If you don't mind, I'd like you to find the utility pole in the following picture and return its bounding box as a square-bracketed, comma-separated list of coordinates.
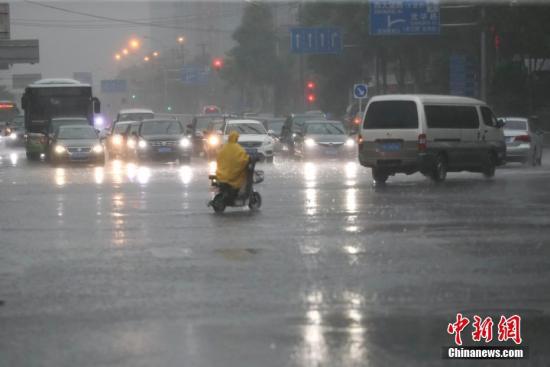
[480, 6, 487, 101]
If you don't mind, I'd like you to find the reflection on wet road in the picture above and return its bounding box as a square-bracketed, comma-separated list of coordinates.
[1, 145, 550, 366]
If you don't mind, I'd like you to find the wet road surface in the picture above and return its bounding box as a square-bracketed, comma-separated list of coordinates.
[1, 144, 549, 366]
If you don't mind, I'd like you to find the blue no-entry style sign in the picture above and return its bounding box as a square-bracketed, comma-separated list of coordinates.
[370, 0, 440, 36]
[353, 84, 368, 99]
[290, 27, 342, 54]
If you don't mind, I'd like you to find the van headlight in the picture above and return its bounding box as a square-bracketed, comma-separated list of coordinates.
[138, 140, 147, 149]
[92, 144, 103, 154]
[305, 138, 316, 147]
[345, 138, 355, 147]
[54, 145, 66, 154]
[180, 137, 191, 148]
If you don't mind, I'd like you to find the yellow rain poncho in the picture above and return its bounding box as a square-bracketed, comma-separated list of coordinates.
[216, 131, 250, 189]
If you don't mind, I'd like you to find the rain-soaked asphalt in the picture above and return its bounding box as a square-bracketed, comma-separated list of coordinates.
[1, 143, 550, 367]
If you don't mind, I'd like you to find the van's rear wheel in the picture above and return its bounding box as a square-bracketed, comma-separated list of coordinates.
[482, 151, 496, 178]
[372, 168, 388, 184]
[431, 154, 447, 182]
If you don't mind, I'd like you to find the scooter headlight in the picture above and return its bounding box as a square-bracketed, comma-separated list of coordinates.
[305, 138, 316, 147]
[180, 137, 191, 148]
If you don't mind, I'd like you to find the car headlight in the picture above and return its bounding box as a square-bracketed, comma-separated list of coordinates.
[9, 132, 17, 140]
[305, 138, 316, 147]
[54, 145, 66, 154]
[180, 137, 191, 148]
[207, 135, 220, 147]
[345, 138, 355, 147]
[112, 134, 123, 145]
[127, 138, 136, 149]
[138, 139, 147, 149]
[92, 144, 103, 154]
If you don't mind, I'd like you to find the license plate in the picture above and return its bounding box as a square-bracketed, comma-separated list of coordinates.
[381, 142, 401, 152]
[158, 147, 172, 153]
[324, 148, 338, 155]
[71, 152, 88, 159]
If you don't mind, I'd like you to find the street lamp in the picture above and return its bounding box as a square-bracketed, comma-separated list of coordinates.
[122, 48, 129, 56]
[144, 56, 150, 62]
[152, 51, 159, 57]
[114, 53, 121, 61]
[177, 36, 185, 44]
[129, 38, 140, 50]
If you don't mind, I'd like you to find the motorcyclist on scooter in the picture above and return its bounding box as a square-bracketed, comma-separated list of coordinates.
[215, 130, 250, 203]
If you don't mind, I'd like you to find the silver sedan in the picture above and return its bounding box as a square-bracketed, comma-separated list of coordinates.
[502, 117, 544, 166]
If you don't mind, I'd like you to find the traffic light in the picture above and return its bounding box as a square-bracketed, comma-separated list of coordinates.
[305, 80, 316, 105]
[212, 58, 223, 71]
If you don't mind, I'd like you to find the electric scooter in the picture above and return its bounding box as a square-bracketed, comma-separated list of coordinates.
[208, 156, 264, 213]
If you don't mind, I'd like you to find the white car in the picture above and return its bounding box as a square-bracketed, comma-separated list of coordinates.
[115, 108, 154, 123]
[223, 119, 275, 163]
[502, 117, 544, 166]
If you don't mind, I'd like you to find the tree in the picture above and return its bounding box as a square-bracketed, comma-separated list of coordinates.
[221, 2, 282, 112]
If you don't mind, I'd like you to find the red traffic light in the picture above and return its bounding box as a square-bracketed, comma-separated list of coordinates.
[307, 93, 316, 103]
[306, 81, 316, 89]
[212, 58, 223, 70]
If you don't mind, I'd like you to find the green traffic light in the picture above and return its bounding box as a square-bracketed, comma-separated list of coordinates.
[131, 94, 136, 99]
[167, 106, 172, 111]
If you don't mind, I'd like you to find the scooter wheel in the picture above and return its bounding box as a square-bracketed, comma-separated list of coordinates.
[248, 192, 262, 210]
[212, 193, 226, 213]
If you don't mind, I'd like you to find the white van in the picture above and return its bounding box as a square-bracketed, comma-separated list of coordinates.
[358, 94, 506, 183]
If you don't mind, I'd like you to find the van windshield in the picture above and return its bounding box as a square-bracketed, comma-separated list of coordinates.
[364, 101, 418, 129]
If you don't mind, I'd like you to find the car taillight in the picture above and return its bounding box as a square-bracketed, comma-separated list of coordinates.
[418, 134, 427, 152]
[514, 135, 530, 143]
[357, 134, 363, 144]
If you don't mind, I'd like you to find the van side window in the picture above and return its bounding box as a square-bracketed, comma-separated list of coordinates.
[481, 107, 497, 127]
[424, 105, 478, 129]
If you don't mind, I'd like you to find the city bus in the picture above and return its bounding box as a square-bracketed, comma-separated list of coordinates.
[21, 78, 100, 160]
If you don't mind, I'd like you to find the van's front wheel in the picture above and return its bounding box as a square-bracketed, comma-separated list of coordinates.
[431, 154, 447, 182]
[372, 168, 388, 184]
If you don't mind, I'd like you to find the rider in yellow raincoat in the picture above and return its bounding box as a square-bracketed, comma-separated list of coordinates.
[216, 130, 250, 190]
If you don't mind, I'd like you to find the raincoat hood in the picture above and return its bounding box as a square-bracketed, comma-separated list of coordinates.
[228, 131, 239, 143]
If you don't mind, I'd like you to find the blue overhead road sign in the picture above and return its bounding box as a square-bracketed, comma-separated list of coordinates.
[290, 27, 342, 54]
[100, 79, 127, 93]
[180, 65, 209, 85]
[370, 0, 440, 36]
[353, 84, 368, 99]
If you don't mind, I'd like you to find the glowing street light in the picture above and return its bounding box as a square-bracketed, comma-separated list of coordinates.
[129, 38, 140, 50]
[152, 51, 159, 57]
[122, 48, 129, 55]
[114, 53, 121, 61]
[144, 56, 150, 62]
[177, 36, 185, 44]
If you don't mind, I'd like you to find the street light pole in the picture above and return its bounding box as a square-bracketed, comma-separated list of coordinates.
[480, 6, 487, 101]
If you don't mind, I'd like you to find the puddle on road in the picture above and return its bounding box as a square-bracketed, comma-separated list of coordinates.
[214, 248, 262, 261]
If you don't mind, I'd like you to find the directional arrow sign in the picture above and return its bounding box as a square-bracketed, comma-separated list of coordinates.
[353, 84, 368, 99]
[290, 27, 342, 54]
